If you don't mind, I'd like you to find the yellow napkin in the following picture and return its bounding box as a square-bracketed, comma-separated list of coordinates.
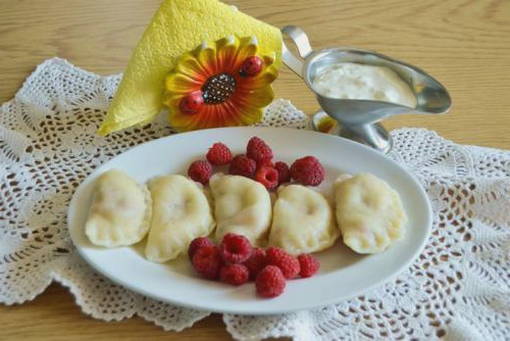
[98, 0, 282, 136]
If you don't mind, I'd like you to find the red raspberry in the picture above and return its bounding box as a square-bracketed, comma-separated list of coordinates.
[188, 237, 214, 260]
[220, 263, 250, 286]
[256, 158, 274, 168]
[246, 136, 273, 162]
[206, 142, 232, 165]
[220, 233, 253, 264]
[255, 265, 286, 298]
[229, 155, 256, 178]
[192, 245, 222, 280]
[290, 156, 325, 186]
[254, 166, 279, 190]
[274, 161, 290, 184]
[266, 247, 300, 279]
[297, 254, 320, 278]
[188, 160, 212, 185]
[243, 248, 267, 280]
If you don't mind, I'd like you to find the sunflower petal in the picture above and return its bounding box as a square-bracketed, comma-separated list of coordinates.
[173, 52, 209, 81]
[239, 106, 264, 125]
[165, 73, 202, 94]
[162, 92, 184, 108]
[236, 85, 274, 108]
[231, 36, 259, 71]
[227, 98, 264, 125]
[238, 65, 278, 90]
[196, 42, 217, 76]
[168, 110, 198, 132]
[215, 36, 240, 73]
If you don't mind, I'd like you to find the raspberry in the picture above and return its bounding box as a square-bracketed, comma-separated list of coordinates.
[290, 156, 325, 186]
[206, 142, 232, 165]
[229, 155, 256, 178]
[297, 254, 320, 278]
[243, 248, 267, 280]
[256, 157, 274, 168]
[188, 237, 214, 260]
[254, 166, 279, 190]
[192, 245, 222, 280]
[255, 265, 286, 298]
[246, 136, 273, 162]
[220, 233, 253, 264]
[266, 247, 300, 279]
[274, 161, 290, 184]
[188, 160, 212, 185]
[220, 263, 250, 285]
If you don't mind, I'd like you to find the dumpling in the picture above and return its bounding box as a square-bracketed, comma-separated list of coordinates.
[145, 175, 215, 262]
[269, 184, 339, 255]
[334, 173, 407, 254]
[209, 174, 271, 246]
[85, 169, 152, 247]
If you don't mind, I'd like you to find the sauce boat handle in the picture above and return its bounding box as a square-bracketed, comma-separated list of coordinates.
[281, 26, 313, 78]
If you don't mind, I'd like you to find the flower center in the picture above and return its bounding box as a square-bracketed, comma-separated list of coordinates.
[202, 73, 236, 104]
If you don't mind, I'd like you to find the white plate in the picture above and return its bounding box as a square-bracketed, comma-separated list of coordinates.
[68, 127, 431, 315]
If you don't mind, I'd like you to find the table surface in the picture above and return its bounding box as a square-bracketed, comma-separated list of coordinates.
[1, 0, 509, 339]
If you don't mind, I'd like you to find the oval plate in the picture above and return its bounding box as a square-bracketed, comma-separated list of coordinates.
[68, 127, 431, 315]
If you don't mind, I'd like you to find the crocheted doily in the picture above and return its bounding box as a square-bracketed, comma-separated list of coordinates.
[1, 58, 509, 340]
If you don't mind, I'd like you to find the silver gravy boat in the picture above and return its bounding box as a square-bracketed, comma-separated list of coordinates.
[281, 26, 452, 153]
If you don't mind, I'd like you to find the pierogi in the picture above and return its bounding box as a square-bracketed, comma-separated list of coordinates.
[85, 169, 152, 247]
[209, 174, 272, 246]
[269, 184, 339, 255]
[334, 173, 407, 254]
[145, 175, 215, 262]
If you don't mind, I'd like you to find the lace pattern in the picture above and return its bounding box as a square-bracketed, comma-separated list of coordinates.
[1, 58, 509, 340]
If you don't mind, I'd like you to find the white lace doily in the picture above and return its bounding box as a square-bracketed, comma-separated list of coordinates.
[1, 58, 509, 340]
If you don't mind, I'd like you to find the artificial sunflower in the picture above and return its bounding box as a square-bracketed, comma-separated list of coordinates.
[163, 36, 278, 131]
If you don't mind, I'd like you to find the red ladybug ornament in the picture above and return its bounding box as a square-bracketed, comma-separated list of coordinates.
[240, 56, 264, 77]
[180, 91, 204, 114]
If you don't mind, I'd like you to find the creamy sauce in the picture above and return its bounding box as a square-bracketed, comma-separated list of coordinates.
[312, 62, 417, 107]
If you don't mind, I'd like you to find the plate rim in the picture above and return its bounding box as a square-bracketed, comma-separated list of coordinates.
[68, 126, 432, 315]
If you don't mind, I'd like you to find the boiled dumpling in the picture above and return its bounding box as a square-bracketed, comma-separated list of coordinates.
[209, 174, 271, 246]
[85, 169, 152, 247]
[334, 173, 407, 254]
[145, 175, 215, 262]
[269, 185, 339, 255]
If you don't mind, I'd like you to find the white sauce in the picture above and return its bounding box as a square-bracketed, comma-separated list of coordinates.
[312, 62, 417, 108]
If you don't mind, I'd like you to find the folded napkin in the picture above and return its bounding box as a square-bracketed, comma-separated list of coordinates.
[98, 0, 282, 136]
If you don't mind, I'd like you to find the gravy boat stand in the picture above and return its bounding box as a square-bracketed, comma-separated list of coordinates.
[281, 26, 452, 153]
